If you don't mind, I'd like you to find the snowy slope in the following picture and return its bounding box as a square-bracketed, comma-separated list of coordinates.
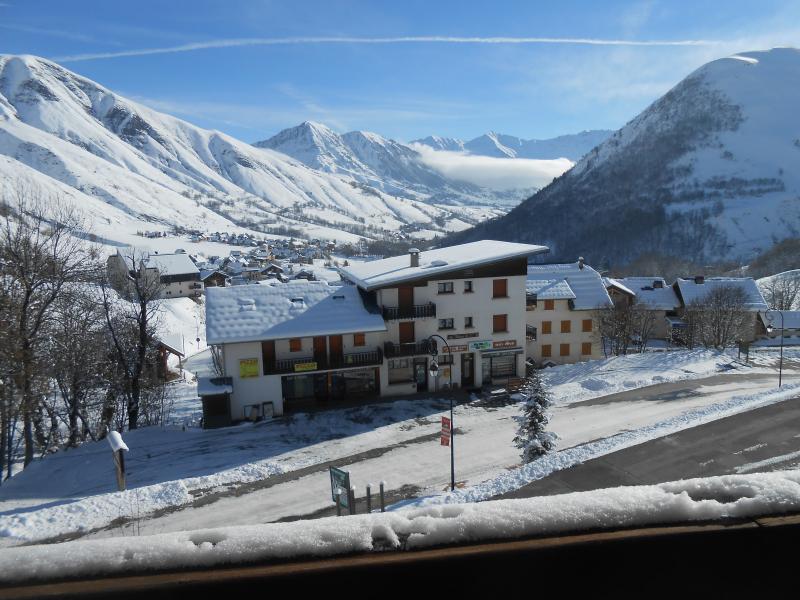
[0, 55, 495, 245]
[255, 121, 521, 206]
[451, 48, 800, 265]
[412, 130, 613, 161]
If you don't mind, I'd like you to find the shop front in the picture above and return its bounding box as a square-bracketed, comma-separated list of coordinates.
[480, 348, 523, 385]
[281, 366, 380, 409]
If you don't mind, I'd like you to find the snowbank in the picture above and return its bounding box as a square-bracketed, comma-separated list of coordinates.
[2, 470, 800, 584]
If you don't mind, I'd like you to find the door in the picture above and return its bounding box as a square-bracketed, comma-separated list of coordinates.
[313, 336, 327, 368]
[399, 321, 415, 345]
[461, 352, 474, 387]
[413, 357, 428, 392]
[261, 340, 275, 374]
[329, 335, 343, 367]
[398, 285, 414, 318]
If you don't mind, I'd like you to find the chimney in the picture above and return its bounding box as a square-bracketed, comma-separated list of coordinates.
[694, 275, 705, 284]
[409, 248, 420, 268]
[578, 257, 585, 270]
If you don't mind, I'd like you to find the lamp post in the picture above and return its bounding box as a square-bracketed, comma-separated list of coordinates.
[427, 334, 455, 491]
[765, 309, 785, 388]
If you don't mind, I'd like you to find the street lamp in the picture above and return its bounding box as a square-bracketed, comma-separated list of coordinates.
[427, 334, 455, 491]
[765, 309, 785, 388]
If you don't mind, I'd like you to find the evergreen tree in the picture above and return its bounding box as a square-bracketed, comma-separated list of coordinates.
[513, 369, 556, 463]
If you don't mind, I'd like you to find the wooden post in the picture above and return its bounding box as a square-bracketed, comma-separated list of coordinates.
[366, 483, 373, 514]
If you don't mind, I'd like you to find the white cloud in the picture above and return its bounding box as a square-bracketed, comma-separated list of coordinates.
[411, 144, 572, 191]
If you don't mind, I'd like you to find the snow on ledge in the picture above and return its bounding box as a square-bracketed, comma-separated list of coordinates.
[2, 470, 800, 584]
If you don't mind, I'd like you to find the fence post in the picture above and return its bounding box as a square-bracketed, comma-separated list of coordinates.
[348, 486, 356, 515]
[366, 483, 373, 514]
[379, 480, 386, 512]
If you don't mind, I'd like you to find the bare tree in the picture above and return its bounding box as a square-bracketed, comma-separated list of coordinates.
[761, 273, 800, 311]
[679, 285, 751, 350]
[0, 185, 97, 467]
[100, 249, 164, 430]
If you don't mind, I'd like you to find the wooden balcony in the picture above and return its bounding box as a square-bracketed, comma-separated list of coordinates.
[381, 303, 436, 321]
[266, 347, 383, 375]
[383, 340, 432, 358]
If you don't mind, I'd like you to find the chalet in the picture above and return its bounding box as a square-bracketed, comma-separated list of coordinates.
[525, 259, 612, 365]
[107, 250, 203, 299]
[201, 270, 229, 288]
[615, 277, 682, 340]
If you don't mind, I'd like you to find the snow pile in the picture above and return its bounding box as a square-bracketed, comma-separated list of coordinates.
[1, 470, 799, 583]
[545, 348, 744, 404]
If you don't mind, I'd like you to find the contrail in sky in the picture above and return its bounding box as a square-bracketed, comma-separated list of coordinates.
[54, 36, 722, 62]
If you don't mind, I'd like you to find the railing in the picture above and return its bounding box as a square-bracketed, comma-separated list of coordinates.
[267, 348, 383, 375]
[382, 303, 436, 321]
[383, 340, 432, 358]
[526, 325, 537, 341]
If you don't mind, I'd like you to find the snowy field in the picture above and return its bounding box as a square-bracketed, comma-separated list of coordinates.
[0, 348, 796, 546]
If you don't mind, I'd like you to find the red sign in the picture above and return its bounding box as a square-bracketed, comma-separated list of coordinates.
[441, 416, 451, 446]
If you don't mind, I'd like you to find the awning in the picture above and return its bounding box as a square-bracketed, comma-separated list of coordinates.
[198, 377, 233, 396]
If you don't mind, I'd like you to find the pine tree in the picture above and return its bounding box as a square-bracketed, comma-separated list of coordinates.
[513, 369, 556, 463]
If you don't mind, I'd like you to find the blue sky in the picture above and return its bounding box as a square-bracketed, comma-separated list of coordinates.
[2, 0, 799, 142]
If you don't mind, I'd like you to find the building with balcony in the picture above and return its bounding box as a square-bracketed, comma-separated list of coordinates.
[339, 240, 548, 395]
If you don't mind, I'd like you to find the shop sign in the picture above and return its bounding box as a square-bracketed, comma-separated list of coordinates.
[469, 340, 492, 351]
[294, 361, 318, 372]
[447, 332, 479, 340]
[442, 344, 468, 353]
[493, 340, 517, 349]
[441, 416, 451, 446]
[239, 358, 259, 378]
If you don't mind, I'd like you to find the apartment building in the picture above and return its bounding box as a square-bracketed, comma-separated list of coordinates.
[525, 260, 612, 365]
[107, 250, 202, 299]
[200, 240, 548, 426]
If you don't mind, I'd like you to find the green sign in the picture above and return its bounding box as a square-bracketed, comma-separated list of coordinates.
[329, 466, 351, 507]
[469, 340, 492, 351]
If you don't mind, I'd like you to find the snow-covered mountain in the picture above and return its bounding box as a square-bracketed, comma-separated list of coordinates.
[412, 130, 613, 161]
[449, 48, 800, 266]
[0, 55, 504, 248]
[255, 121, 526, 206]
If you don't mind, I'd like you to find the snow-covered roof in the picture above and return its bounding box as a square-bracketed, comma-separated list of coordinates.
[618, 277, 681, 310]
[338, 240, 548, 290]
[205, 280, 386, 345]
[526, 262, 613, 310]
[525, 278, 576, 300]
[603, 277, 636, 297]
[197, 377, 233, 396]
[675, 278, 768, 311]
[144, 253, 199, 277]
[760, 311, 800, 330]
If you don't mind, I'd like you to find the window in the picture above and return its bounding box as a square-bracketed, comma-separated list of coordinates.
[289, 338, 302, 352]
[437, 282, 454, 294]
[493, 279, 508, 298]
[388, 358, 413, 384]
[582, 319, 593, 333]
[560, 343, 570, 357]
[542, 344, 552, 357]
[464, 316, 473, 328]
[493, 314, 507, 333]
[353, 333, 366, 347]
[561, 320, 571, 333]
[438, 318, 454, 330]
[464, 280, 473, 293]
[544, 299, 555, 310]
[582, 342, 592, 355]
[542, 321, 552, 334]
[438, 354, 454, 365]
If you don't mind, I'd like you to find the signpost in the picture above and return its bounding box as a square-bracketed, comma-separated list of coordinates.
[330, 466, 351, 509]
[441, 416, 451, 446]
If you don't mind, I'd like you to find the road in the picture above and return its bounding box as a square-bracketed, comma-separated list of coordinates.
[498, 390, 800, 500]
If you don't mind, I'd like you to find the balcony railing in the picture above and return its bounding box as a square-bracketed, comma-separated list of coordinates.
[383, 340, 432, 358]
[526, 325, 537, 341]
[267, 347, 383, 375]
[382, 303, 436, 321]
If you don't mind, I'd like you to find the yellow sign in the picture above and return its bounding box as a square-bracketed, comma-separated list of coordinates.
[239, 358, 259, 378]
[294, 362, 318, 372]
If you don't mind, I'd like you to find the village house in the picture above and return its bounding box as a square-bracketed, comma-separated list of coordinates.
[673, 276, 768, 342]
[525, 259, 612, 365]
[615, 277, 682, 340]
[200, 240, 547, 426]
[107, 250, 203, 299]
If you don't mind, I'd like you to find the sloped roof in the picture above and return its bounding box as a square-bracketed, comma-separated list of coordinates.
[618, 277, 681, 310]
[338, 240, 548, 290]
[675, 278, 768, 311]
[205, 280, 386, 345]
[525, 278, 576, 300]
[760, 311, 800, 330]
[603, 277, 636, 297]
[526, 262, 613, 310]
[144, 253, 199, 277]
